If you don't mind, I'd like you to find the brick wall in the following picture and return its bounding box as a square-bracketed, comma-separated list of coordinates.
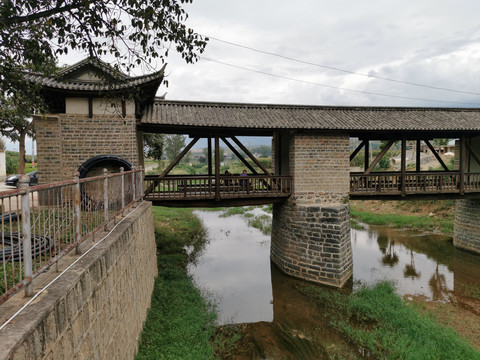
[271, 133, 353, 287]
[454, 199, 480, 255]
[0, 202, 157, 360]
[289, 133, 350, 205]
[35, 113, 140, 183]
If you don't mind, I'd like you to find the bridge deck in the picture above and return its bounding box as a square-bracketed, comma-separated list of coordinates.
[350, 171, 480, 199]
[144, 174, 292, 207]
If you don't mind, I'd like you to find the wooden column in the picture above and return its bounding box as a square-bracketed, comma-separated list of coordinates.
[460, 136, 466, 195]
[401, 138, 407, 197]
[416, 140, 421, 172]
[214, 136, 220, 201]
[207, 137, 213, 177]
[364, 140, 369, 172]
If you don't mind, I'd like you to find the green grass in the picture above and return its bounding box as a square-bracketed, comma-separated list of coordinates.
[302, 282, 480, 360]
[136, 207, 218, 360]
[350, 208, 453, 234]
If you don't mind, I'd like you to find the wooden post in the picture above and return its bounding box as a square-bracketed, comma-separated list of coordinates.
[208, 137, 212, 177]
[364, 140, 369, 172]
[215, 136, 220, 201]
[401, 138, 406, 197]
[460, 136, 466, 195]
[416, 140, 421, 172]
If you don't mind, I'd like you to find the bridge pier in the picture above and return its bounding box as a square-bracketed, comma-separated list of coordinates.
[454, 200, 480, 254]
[453, 137, 480, 255]
[271, 133, 353, 287]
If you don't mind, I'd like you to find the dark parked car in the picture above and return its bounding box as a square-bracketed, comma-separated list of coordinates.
[5, 171, 38, 187]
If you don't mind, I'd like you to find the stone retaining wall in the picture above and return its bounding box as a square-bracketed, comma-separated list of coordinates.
[0, 201, 157, 360]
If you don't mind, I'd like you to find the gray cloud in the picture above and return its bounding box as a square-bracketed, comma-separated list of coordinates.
[161, 0, 480, 107]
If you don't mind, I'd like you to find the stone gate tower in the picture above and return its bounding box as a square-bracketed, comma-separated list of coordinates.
[26, 58, 165, 182]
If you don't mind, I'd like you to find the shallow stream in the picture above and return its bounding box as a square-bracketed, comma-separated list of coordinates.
[188, 207, 480, 359]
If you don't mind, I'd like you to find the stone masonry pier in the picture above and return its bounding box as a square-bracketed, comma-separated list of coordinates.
[0, 202, 157, 360]
[271, 133, 353, 287]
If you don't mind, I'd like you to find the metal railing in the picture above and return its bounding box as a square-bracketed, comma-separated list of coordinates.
[0, 168, 144, 304]
[144, 174, 293, 201]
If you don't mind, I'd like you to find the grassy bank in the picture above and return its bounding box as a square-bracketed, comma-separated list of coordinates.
[350, 200, 454, 235]
[302, 282, 480, 359]
[136, 207, 217, 360]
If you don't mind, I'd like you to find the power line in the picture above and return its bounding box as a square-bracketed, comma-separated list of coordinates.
[200, 56, 480, 106]
[205, 35, 480, 97]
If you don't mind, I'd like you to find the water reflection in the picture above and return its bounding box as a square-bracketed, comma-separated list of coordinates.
[189, 210, 273, 324]
[352, 226, 455, 301]
[190, 208, 480, 358]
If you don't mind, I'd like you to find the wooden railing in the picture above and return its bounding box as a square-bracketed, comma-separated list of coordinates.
[144, 174, 292, 201]
[350, 171, 480, 197]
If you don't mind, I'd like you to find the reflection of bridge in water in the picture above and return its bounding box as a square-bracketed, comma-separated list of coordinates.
[141, 100, 480, 287]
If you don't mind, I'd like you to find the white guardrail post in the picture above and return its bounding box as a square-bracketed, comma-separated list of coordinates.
[131, 167, 136, 208]
[120, 167, 125, 216]
[19, 175, 33, 297]
[103, 168, 109, 230]
[74, 171, 82, 255]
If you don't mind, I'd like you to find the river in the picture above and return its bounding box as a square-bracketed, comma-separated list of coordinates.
[188, 207, 480, 359]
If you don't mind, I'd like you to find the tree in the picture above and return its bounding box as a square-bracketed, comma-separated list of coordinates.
[432, 139, 449, 148]
[0, 0, 207, 173]
[203, 147, 224, 162]
[251, 145, 271, 157]
[143, 133, 164, 162]
[164, 134, 187, 162]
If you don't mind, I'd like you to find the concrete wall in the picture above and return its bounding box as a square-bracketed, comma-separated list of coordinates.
[35, 112, 140, 183]
[271, 133, 353, 287]
[0, 202, 157, 360]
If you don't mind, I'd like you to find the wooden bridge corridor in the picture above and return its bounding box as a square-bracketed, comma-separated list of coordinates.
[140, 100, 480, 206]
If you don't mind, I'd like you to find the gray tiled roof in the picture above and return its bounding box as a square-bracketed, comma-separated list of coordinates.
[56, 57, 130, 80]
[25, 65, 166, 92]
[142, 100, 480, 132]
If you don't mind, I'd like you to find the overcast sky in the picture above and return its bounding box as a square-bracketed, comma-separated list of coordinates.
[9, 0, 480, 152]
[158, 0, 480, 107]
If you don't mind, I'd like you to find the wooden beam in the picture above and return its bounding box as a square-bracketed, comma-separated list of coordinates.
[215, 137, 220, 201]
[365, 140, 395, 175]
[350, 140, 366, 162]
[416, 140, 421, 172]
[424, 140, 449, 171]
[401, 138, 407, 197]
[160, 137, 199, 177]
[222, 137, 258, 174]
[231, 136, 272, 176]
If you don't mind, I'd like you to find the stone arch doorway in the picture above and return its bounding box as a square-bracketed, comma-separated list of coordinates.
[78, 155, 132, 178]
